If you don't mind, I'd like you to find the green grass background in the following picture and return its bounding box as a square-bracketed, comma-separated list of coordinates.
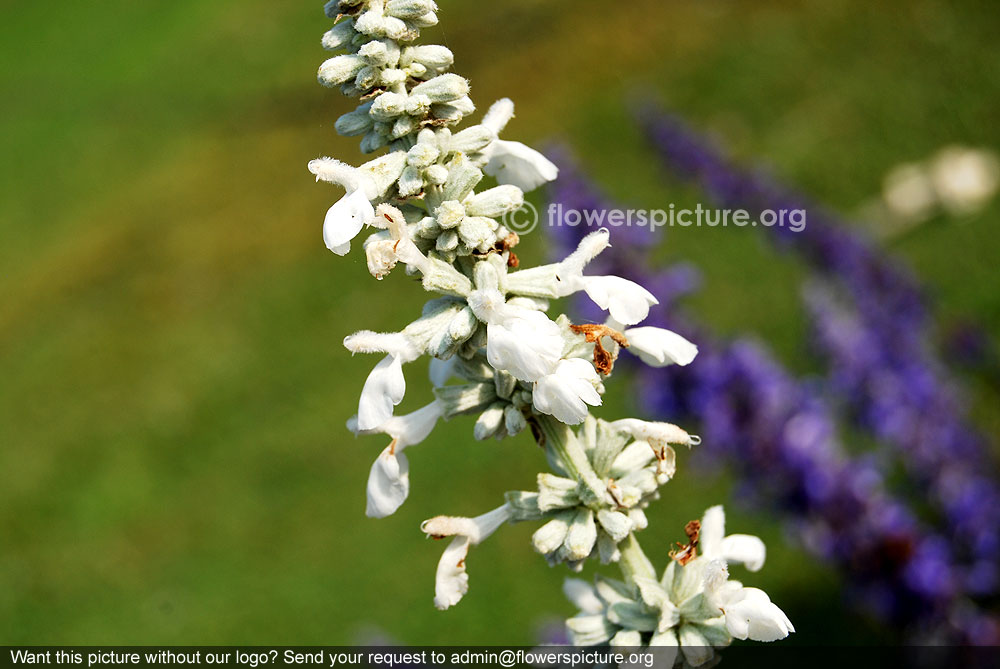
[1, 0, 998, 645]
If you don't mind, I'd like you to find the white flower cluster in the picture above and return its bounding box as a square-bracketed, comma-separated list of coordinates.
[309, 1, 793, 659]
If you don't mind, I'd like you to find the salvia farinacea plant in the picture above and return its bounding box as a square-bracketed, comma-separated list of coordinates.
[308, 1, 793, 661]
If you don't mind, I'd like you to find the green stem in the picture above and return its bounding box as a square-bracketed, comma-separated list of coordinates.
[536, 415, 605, 505]
[618, 533, 657, 584]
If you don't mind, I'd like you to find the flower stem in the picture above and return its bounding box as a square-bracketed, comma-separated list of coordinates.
[535, 415, 606, 505]
[618, 532, 657, 584]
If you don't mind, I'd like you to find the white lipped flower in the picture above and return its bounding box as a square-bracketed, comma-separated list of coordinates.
[623, 326, 698, 367]
[698, 505, 766, 572]
[467, 288, 564, 382]
[608, 418, 700, 483]
[702, 561, 795, 642]
[478, 98, 559, 192]
[308, 157, 379, 255]
[344, 331, 422, 430]
[364, 203, 432, 279]
[556, 229, 659, 326]
[348, 401, 444, 518]
[608, 418, 700, 448]
[421, 504, 512, 610]
[532, 358, 602, 425]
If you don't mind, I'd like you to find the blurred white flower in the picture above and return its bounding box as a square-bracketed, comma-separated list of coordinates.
[929, 146, 1000, 216]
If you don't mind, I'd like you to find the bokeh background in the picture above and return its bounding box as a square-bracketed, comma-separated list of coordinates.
[2, 0, 998, 646]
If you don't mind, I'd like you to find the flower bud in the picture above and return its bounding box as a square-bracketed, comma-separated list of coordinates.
[335, 102, 374, 136]
[411, 73, 469, 103]
[465, 185, 523, 218]
[386, 0, 438, 19]
[458, 216, 496, 252]
[474, 402, 506, 440]
[565, 509, 597, 561]
[435, 200, 465, 229]
[318, 54, 365, 86]
[424, 164, 448, 185]
[449, 125, 495, 154]
[532, 514, 571, 555]
[321, 20, 356, 51]
[436, 229, 459, 252]
[504, 405, 526, 435]
[442, 154, 483, 201]
[370, 92, 408, 121]
[360, 130, 389, 154]
[403, 45, 454, 71]
[398, 166, 423, 197]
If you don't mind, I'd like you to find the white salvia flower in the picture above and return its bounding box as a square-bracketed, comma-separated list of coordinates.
[532, 358, 602, 425]
[348, 401, 443, 518]
[476, 98, 558, 192]
[421, 505, 511, 610]
[364, 203, 432, 279]
[554, 229, 659, 326]
[702, 561, 793, 642]
[574, 276, 658, 326]
[482, 139, 559, 192]
[698, 505, 766, 572]
[308, 157, 378, 255]
[344, 331, 422, 430]
[467, 288, 563, 382]
[623, 326, 698, 367]
[608, 418, 700, 448]
[717, 587, 795, 642]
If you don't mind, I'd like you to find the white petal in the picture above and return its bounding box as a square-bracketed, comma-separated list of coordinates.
[608, 418, 697, 447]
[481, 98, 514, 134]
[357, 354, 406, 431]
[721, 534, 767, 572]
[483, 139, 558, 192]
[724, 588, 794, 642]
[562, 578, 604, 615]
[624, 327, 698, 367]
[532, 358, 602, 425]
[485, 313, 562, 382]
[365, 446, 409, 518]
[699, 505, 726, 559]
[433, 536, 470, 610]
[581, 276, 658, 326]
[323, 189, 374, 254]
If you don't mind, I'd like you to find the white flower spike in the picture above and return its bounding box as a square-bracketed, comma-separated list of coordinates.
[311, 2, 789, 654]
